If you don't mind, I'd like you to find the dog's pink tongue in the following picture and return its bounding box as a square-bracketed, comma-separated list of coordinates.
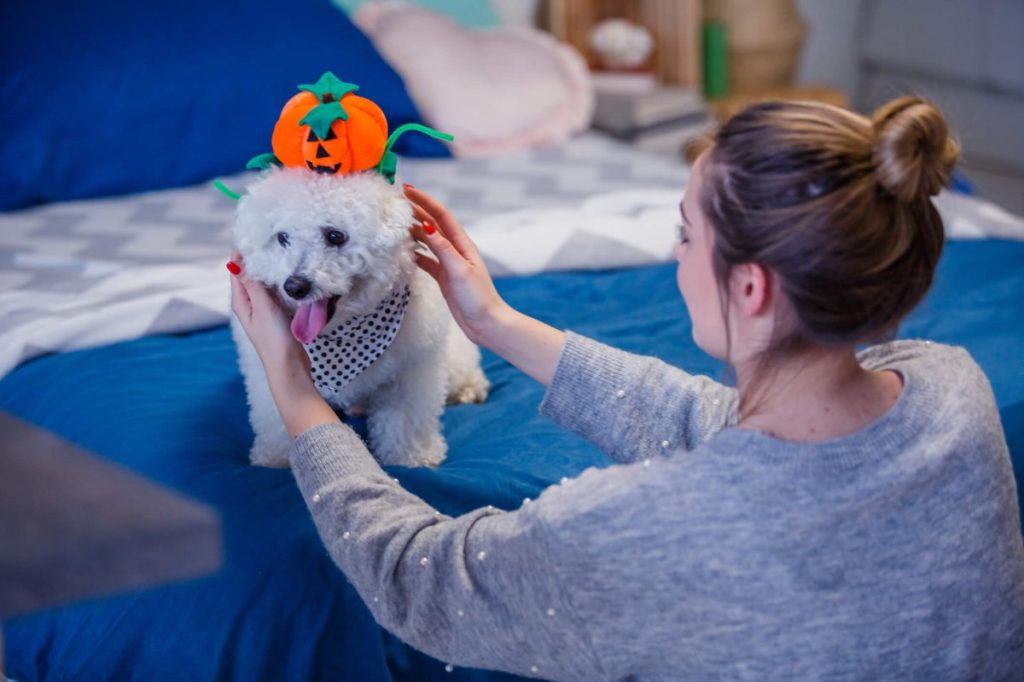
[290, 300, 329, 344]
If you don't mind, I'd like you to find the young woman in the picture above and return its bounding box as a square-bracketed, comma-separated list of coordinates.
[228, 96, 1024, 680]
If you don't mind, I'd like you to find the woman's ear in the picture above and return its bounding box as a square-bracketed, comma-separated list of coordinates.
[730, 262, 774, 318]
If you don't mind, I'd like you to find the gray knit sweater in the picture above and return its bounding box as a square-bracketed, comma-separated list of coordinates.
[290, 333, 1024, 681]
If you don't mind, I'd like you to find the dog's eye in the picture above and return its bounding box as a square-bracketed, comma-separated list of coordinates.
[276, 232, 290, 248]
[323, 227, 348, 247]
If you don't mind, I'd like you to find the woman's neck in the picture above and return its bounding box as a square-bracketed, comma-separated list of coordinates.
[734, 347, 903, 443]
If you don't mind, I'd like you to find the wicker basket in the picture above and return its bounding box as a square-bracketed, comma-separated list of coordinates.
[704, 0, 807, 92]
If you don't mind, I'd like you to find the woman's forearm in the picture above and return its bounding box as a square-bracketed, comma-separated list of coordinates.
[477, 307, 566, 387]
[266, 362, 340, 439]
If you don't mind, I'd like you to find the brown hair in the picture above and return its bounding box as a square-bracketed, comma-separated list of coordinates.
[702, 96, 959, 347]
[698, 96, 960, 413]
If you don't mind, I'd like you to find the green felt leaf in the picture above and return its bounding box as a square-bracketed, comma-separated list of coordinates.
[299, 102, 349, 141]
[245, 152, 282, 170]
[378, 151, 398, 184]
[297, 72, 359, 103]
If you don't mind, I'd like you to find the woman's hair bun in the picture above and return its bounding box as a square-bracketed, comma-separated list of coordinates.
[871, 96, 960, 203]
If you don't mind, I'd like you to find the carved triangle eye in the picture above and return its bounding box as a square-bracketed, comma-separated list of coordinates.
[307, 128, 318, 142]
[323, 127, 337, 141]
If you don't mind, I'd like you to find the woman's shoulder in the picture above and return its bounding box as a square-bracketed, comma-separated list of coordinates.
[698, 339, 1004, 475]
[857, 338, 967, 363]
[857, 339, 1004, 445]
[858, 339, 990, 392]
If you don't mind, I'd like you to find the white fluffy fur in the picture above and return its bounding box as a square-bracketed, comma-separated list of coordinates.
[231, 167, 489, 468]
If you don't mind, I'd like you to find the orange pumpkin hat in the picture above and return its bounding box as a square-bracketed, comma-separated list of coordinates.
[243, 71, 452, 185]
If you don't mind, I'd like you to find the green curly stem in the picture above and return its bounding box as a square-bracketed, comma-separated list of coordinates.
[376, 124, 455, 184]
[213, 179, 241, 201]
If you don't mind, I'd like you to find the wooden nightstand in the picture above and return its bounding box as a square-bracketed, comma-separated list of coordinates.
[544, 0, 702, 89]
[708, 85, 849, 121]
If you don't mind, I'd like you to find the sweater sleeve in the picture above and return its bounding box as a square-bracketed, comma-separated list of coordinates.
[289, 421, 606, 681]
[539, 331, 738, 464]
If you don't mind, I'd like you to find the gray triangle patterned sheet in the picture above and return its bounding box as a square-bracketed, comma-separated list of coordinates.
[1, 131, 1022, 379]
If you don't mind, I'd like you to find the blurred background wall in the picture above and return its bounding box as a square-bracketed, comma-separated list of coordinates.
[795, 0, 1023, 214]
[794, 0, 862, 101]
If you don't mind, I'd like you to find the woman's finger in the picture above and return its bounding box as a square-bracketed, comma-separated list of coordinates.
[237, 272, 273, 307]
[404, 186, 451, 229]
[414, 251, 441, 281]
[404, 186, 477, 259]
[418, 221, 467, 274]
[404, 193, 440, 234]
[233, 271, 282, 327]
[409, 221, 430, 243]
[229, 271, 252, 322]
[410, 221, 443, 244]
[407, 200, 436, 229]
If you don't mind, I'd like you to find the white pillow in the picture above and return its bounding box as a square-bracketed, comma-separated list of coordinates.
[353, 3, 594, 156]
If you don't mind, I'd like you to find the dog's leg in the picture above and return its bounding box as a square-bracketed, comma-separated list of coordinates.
[444, 326, 490, 405]
[231, 318, 294, 468]
[366, 360, 448, 468]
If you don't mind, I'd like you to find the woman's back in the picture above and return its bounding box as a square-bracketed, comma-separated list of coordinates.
[535, 336, 1024, 680]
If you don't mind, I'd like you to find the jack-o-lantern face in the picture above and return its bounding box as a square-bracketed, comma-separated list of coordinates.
[304, 125, 343, 174]
[270, 72, 388, 176]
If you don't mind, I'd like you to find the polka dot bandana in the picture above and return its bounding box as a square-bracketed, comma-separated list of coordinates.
[304, 284, 411, 394]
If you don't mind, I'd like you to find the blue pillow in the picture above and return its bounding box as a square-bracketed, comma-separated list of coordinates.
[0, 0, 449, 211]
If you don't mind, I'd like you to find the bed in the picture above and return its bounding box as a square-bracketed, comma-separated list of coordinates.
[4, 3, 1024, 681]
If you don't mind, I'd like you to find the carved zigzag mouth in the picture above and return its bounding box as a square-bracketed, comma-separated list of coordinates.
[306, 160, 341, 175]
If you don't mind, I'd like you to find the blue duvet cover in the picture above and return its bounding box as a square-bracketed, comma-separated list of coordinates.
[3, 240, 1023, 681]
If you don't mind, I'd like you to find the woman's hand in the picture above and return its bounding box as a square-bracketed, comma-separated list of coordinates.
[403, 186, 566, 386]
[404, 185, 511, 347]
[228, 253, 338, 438]
[228, 252, 310, 378]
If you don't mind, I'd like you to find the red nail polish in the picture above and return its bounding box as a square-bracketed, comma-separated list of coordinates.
[422, 221, 436, 235]
[226, 261, 241, 275]
[403, 183, 415, 190]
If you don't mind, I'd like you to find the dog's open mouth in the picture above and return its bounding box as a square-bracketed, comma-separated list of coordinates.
[290, 295, 340, 344]
[306, 160, 341, 175]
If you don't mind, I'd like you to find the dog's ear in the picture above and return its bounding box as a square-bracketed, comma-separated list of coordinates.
[232, 192, 260, 255]
[232, 168, 291, 254]
[375, 181, 415, 239]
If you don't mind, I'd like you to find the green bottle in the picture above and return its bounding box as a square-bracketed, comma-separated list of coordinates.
[702, 21, 729, 99]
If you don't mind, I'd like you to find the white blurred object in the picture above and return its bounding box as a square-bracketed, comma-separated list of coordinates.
[590, 70, 659, 95]
[353, 3, 593, 156]
[589, 18, 654, 69]
[491, 0, 540, 27]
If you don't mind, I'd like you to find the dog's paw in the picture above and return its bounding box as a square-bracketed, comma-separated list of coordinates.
[374, 431, 448, 468]
[414, 433, 448, 469]
[249, 438, 292, 469]
[447, 374, 490, 406]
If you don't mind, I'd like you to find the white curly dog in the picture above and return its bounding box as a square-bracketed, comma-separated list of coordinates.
[231, 167, 489, 468]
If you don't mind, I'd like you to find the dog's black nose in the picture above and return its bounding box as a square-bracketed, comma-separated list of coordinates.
[283, 276, 312, 300]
